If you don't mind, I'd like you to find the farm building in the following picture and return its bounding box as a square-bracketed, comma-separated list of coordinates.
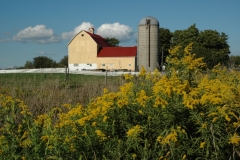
[68, 16, 160, 72]
[68, 28, 137, 71]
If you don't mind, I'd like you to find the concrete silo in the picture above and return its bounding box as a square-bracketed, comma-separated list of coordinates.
[137, 16, 159, 72]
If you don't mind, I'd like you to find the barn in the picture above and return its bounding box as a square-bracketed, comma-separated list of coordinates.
[68, 28, 137, 71]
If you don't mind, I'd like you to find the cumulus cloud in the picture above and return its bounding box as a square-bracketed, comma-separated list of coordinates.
[13, 25, 61, 44]
[96, 22, 134, 42]
[62, 22, 94, 40]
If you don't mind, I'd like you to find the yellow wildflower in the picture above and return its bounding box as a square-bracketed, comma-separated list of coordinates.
[117, 97, 128, 108]
[21, 157, 26, 160]
[126, 125, 142, 137]
[212, 117, 218, 123]
[154, 96, 168, 108]
[92, 122, 97, 126]
[41, 136, 49, 142]
[132, 154, 137, 158]
[225, 115, 231, 122]
[21, 131, 28, 140]
[138, 66, 146, 77]
[70, 144, 76, 152]
[182, 154, 186, 160]
[103, 116, 108, 122]
[202, 123, 207, 129]
[124, 73, 134, 80]
[138, 110, 143, 115]
[158, 130, 178, 144]
[136, 90, 149, 107]
[199, 141, 205, 148]
[229, 133, 240, 145]
[95, 130, 107, 140]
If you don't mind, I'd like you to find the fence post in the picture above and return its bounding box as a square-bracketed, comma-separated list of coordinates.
[105, 67, 108, 86]
[65, 66, 67, 81]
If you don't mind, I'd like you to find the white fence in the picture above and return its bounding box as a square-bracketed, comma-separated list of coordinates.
[0, 68, 139, 76]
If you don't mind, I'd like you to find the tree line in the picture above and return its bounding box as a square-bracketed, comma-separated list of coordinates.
[21, 56, 68, 69]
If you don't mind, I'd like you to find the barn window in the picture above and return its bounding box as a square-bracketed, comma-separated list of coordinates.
[129, 64, 131, 66]
[81, 34, 84, 36]
[102, 64, 105, 66]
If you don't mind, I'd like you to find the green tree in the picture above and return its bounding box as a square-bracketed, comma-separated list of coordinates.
[58, 55, 68, 67]
[24, 60, 34, 69]
[105, 37, 119, 46]
[33, 56, 56, 68]
[159, 28, 173, 66]
[172, 24, 230, 69]
[228, 55, 240, 69]
[172, 24, 199, 48]
[194, 30, 230, 68]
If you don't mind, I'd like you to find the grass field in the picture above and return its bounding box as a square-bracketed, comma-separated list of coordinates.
[0, 73, 125, 117]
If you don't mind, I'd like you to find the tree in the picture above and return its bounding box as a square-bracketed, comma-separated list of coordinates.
[105, 37, 119, 46]
[172, 24, 230, 69]
[33, 56, 56, 68]
[228, 55, 240, 69]
[159, 28, 173, 66]
[58, 55, 68, 67]
[172, 24, 199, 48]
[194, 30, 230, 68]
[24, 60, 34, 69]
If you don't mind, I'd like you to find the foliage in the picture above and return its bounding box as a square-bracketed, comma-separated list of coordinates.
[172, 24, 230, 69]
[1, 44, 240, 159]
[23, 55, 68, 68]
[58, 56, 68, 67]
[159, 28, 173, 65]
[33, 56, 57, 68]
[172, 24, 199, 47]
[24, 60, 34, 69]
[105, 37, 119, 47]
[229, 55, 240, 69]
[195, 30, 230, 68]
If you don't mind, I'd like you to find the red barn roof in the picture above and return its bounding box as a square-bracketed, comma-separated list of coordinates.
[97, 47, 137, 57]
[85, 31, 112, 47]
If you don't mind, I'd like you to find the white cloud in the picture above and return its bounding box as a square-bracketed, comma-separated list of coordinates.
[0, 37, 10, 43]
[13, 25, 61, 44]
[62, 22, 94, 40]
[96, 22, 134, 42]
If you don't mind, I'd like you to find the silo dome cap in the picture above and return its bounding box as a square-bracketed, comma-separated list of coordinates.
[139, 16, 159, 26]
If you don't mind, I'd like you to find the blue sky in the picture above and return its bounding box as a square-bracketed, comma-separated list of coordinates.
[0, 0, 240, 69]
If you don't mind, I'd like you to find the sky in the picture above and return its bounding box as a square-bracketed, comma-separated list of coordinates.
[0, 0, 240, 69]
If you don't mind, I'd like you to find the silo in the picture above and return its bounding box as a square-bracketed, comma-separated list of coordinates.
[137, 16, 159, 72]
